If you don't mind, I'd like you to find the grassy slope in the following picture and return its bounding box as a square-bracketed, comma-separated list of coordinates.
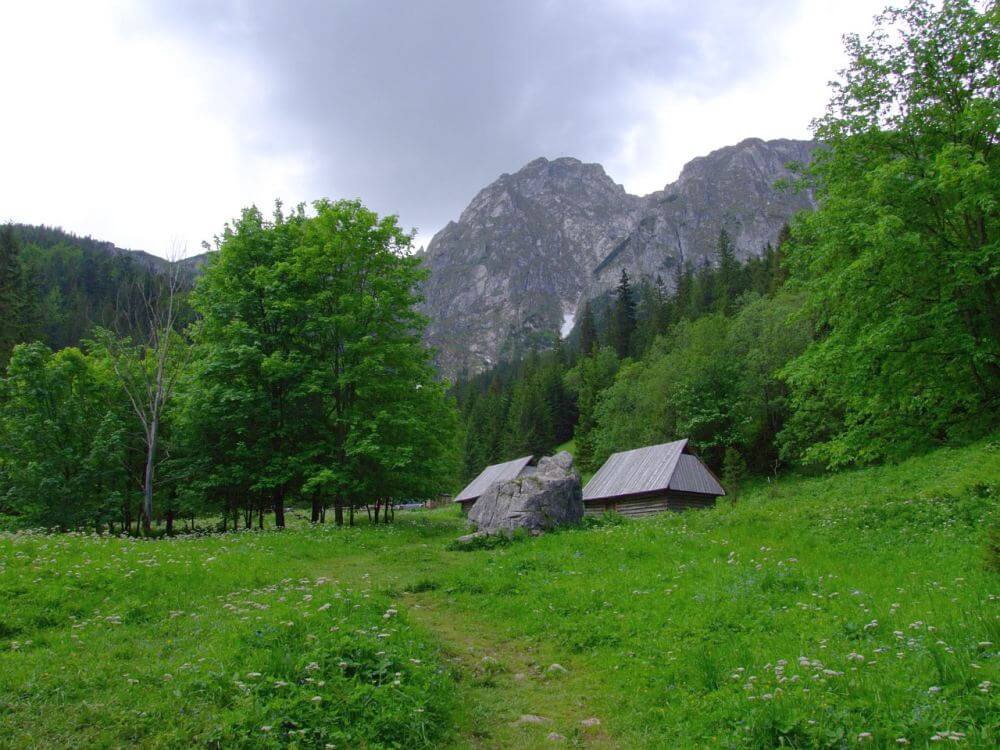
[1, 440, 998, 748]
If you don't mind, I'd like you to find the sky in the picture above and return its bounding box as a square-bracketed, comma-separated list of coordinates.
[0, 0, 882, 258]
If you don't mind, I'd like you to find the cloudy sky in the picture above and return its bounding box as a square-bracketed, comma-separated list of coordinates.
[0, 0, 881, 257]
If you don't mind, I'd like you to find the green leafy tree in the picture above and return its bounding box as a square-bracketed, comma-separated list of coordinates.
[781, 0, 1000, 466]
[189, 200, 458, 526]
[565, 347, 620, 471]
[0, 343, 130, 530]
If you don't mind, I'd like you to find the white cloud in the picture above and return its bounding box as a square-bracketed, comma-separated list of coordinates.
[0, 1, 884, 257]
[0, 1, 314, 256]
[607, 1, 882, 194]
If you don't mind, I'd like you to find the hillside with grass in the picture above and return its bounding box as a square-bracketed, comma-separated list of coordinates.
[0, 3, 996, 749]
[2, 440, 997, 748]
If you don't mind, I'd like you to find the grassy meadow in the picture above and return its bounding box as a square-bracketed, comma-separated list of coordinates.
[1, 440, 998, 748]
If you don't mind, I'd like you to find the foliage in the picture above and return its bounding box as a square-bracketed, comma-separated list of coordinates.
[781, 0, 1000, 467]
[454, 242, 790, 478]
[611, 268, 637, 358]
[722, 446, 748, 500]
[8, 223, 195, 353]
[185, 200, 459, 525]
[0, 225, 29, 367]
[586, 291, 811, 473]
[0, 343, 134, 530]
[457, 347, 577, 480]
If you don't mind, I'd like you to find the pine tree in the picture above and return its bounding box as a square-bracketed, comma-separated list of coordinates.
[578, 301, 598, 356]
[0, 224, 26, 365]
[611, 268, 637, 358]
[713, 227, 740, 314]
[722, 446, 747, 504]
[672, 260, 694, 321]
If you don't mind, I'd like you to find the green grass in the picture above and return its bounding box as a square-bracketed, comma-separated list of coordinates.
[1, 441, 998, 748]
[554, 439, 576, 456]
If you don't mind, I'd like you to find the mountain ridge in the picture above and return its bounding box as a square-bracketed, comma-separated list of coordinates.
[419, 137, 817, 376]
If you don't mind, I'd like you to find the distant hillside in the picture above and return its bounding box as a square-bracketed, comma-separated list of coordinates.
[7, 223, 201, 352]
[11, 224, 209, 273]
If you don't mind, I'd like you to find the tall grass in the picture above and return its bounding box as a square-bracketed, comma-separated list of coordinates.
[0, 441, 997, 748]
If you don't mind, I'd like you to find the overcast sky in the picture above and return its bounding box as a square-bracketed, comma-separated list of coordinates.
[0, 0, 881, 257]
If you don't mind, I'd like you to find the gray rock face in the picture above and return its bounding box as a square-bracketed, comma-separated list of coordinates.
[420, 138, 817, 376]
[467, 451, 583, 533]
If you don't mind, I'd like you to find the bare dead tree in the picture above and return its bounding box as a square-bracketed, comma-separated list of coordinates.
[100, 248, 192, 534]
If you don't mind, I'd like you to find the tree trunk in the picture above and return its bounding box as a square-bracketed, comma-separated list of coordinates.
[274, 486, 285, 528]
[311, 494, 321, 524]
[165, 510, 174, 536]
[348, 501, 354, 527]
[142, 418, 159, 535]
[334, 495, 344, 526]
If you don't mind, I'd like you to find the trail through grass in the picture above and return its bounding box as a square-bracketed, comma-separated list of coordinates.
[1, 440, 998, 748]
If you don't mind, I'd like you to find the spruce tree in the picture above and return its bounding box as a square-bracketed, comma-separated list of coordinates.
[0, 224, 25, 365]
[713, 227, 740, 314]
[611, 268, 637, 358]
[578, 301, 598, 356]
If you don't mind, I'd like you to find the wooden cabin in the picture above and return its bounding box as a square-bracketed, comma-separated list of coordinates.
[453, 455, 537, 515]
[582, 440, 724, 517]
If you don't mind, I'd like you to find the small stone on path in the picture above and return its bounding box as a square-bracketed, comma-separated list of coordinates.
[512, 672, 527, 681]
[512, 714, 548, 726]
[547, 732, 566, 742]
[546, 663, 568, 675]
[581, 717, 601, 729]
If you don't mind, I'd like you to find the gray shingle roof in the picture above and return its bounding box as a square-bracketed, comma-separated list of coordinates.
[582, 440, 724, 501]
[454, 455, 535, 504]
[670, 454, 725, 496]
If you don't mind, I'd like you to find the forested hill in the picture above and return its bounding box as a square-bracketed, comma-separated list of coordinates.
[0, 223, 203, 357]
[10, 224, 209, 273]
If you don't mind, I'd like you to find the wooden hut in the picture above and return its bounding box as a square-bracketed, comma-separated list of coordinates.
[582, 440, 724, 517]
[453, 455, 537, 515]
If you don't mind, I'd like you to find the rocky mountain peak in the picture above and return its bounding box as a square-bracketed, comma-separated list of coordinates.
[420, 138, 817, 377]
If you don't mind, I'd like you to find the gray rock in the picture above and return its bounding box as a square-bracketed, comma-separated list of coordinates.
[455, 530, 489, 545]
[547, 732, 567, 742]
[546, 663, 569, 675]
[468, 452, 582, 533]
[512, 714, 549, 726]
[580, 717, 601, 729]
[419, 139, 817, 377]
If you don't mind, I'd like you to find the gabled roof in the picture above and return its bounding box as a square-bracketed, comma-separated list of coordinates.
[454, 455, 535, 504]
[582, 439, 724, 502]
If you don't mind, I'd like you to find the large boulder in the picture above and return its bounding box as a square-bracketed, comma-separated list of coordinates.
[468, 451, 583, 533]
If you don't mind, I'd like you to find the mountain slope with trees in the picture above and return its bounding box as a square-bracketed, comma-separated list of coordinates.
[420, 139, 816, 377]
[455, 0, 998, 480]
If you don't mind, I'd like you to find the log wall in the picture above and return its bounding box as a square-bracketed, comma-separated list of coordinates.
[583, 491, 717, 518]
